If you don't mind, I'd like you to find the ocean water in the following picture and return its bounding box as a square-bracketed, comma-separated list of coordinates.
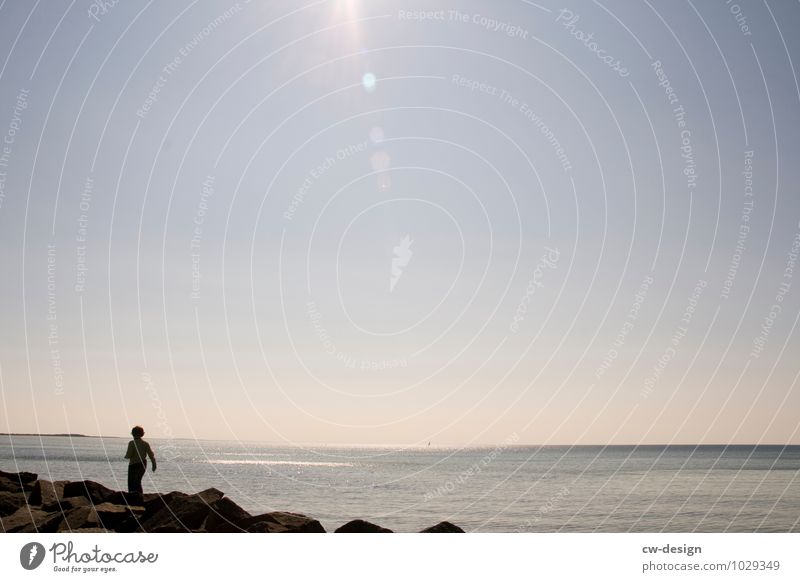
[2, 436, 798, 532]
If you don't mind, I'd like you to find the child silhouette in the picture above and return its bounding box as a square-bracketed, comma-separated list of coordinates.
[124, 425, 156, 499]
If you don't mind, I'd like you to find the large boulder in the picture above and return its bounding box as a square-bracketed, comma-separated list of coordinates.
[335, 519, 393, 533]
[62, 480, 120, 505]
[142, 492, 163, 505]
[57, 496, 91, 511]
[0, 470, 38, 490]
[1, 507, 62, 533]
[420, 521, 465, 533]
[246, 521, 291, 533]
[58, 506, 98, 532]
[28, 479, 69, 508]
[135, 488, 224, 532]
[141, 488, 223, 516]
[245, 511, 325, 533]
[0, 491, 28, 517]
[0, 469, 37, 481]
[59, 502, 144, 532]
[95, 503, 143, 530]
[203, 497, 252, 533]
[0, 476, 22, 494]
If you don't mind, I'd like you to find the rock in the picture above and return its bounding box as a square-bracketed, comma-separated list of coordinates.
[105, 491, 133, 505]
[5, 473, 460, 535]
[29, 479, 69, 508]
[149, 523, 196, 533]
[58, 506, 98, 532]
[204, 497, 252, 533]
[114, 492, 144, 507]
[0, 469, 37, 481]
[198, 487, 226, 502]
[334, 519, 393, 533]
[136, 488, 224, 532]
[0, 469, 38, 489]
[142, 488, 223, 516]
[0, 476, 22, 493]
[142, 492, 161, 504]
[1, 507, 62, 533]
[96, 503, 142, 530]
[115, 510, 148, 533]
[244, 511, 325, 533]
[124, 492, 165, 517]
[62, 480, 119, 504]
[58, 504, 144, 532]
[57, 496, 91, 511]
[62, 480, 137, 507]
[420, 521, 465, 533]
[58, 503, 143, 532]
[245, 520, 290, 533]
[0, 491, 27, 517]
[148, 496, 216, 532]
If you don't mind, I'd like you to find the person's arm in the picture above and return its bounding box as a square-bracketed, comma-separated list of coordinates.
[124, 441, 134, 460]
[148, 443, 157, 472]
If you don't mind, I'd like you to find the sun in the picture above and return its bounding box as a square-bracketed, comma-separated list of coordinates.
[335, 0, 360, 19]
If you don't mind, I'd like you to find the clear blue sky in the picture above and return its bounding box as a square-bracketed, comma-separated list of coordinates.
[1, 0, 799, 445]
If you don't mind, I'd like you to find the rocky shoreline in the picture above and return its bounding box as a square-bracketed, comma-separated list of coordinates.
[0, 469, 464, 533]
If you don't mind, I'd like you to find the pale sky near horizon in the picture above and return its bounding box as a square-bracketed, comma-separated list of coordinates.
[1, 0, 799, 446]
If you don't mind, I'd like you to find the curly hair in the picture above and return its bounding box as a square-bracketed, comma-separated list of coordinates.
[131, 426, 145, 438]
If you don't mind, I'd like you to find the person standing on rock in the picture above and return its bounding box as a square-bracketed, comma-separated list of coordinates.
[125, 426, 156, 498]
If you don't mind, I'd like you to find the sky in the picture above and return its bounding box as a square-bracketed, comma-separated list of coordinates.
[1, 0, 799, 446]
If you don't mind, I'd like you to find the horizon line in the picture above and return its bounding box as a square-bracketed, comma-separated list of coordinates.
[2, 433, 799, 448]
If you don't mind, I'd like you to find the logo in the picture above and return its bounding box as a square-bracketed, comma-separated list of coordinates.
[20, 542, 46, 570]
[390, 235, 414, 292]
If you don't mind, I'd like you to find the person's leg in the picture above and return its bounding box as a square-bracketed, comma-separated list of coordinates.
[128, 463, 145, 493]
[135, 463, 146, 494]
[127, 463, 136, 493]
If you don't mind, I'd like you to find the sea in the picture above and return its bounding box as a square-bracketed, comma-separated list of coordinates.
[2, 436, 798, 532]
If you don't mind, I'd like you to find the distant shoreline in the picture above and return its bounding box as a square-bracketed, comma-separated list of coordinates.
[0, 433, 120, 439]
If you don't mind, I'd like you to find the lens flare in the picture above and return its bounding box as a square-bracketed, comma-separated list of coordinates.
[362, 72, 377, 92]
